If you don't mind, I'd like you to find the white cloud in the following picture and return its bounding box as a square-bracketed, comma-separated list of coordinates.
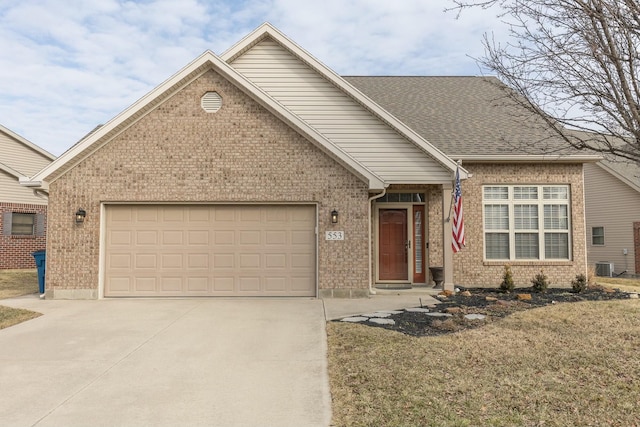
[0, 0, 507, 156]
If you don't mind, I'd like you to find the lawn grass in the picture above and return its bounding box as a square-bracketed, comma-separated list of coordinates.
[0, 269, 39, 299]
[0, 269, 41, 329]
[328, 299, 640, 427]
[596, 276, 640, 292]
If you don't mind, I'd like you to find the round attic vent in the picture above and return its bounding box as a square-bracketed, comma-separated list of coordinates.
[201, 91, 222, 113]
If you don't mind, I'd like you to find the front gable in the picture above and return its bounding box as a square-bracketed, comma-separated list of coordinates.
[25, 23, 465, 191]
[27, 53, 386, 190]
[223, 24, 462, 184]
[54, 68, 367, 202]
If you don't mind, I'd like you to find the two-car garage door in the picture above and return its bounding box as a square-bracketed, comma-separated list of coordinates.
[104, 204, 316, 297]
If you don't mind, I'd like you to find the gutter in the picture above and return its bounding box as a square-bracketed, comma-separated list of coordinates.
[453, 154, 603, 163]
[368, 187, 387, 295]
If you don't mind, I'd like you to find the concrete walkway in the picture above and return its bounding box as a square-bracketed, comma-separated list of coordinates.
[322, 287, 441, 320]
[0, 297, 331, 427]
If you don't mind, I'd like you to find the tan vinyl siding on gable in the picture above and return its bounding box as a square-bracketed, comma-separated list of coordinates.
[229, 38, 451, 184]
[584, 162, 639, 275]
[0, 130, 53, 176]
[0, 171, 47, 204]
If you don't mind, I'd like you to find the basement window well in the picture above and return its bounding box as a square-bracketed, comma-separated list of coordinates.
[201, 91, 222, 113]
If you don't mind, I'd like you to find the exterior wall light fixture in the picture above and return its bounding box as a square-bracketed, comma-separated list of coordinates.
[331, 209, 339, 224]
[75, 208, 86, 224]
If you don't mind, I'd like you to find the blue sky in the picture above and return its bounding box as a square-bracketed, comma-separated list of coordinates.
[0, 0, 507, 156]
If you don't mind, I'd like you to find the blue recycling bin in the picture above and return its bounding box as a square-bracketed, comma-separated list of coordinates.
[32, 250, 46, 294]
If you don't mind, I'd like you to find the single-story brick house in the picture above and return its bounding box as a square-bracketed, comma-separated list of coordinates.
[22, 23, 599, 299]
[1, 125, 55, 269]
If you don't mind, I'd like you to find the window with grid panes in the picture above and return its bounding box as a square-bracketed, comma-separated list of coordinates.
[483, 185, 570, 260]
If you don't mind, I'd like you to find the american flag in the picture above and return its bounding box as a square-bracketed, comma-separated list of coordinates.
[452, 165, 465, 253]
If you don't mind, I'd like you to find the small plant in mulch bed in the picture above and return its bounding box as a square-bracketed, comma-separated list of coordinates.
[571, 273, 588, 293]
[531, 270, 549, 293]
[499, 265, 515, 293]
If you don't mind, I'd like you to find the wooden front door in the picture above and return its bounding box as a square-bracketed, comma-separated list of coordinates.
[379, 209, 408, 281]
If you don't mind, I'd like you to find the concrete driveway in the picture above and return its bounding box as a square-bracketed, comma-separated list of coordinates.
[0, 297, 331, 427]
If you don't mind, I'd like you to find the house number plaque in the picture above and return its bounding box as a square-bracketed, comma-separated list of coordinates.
[325, 231, 344, 240]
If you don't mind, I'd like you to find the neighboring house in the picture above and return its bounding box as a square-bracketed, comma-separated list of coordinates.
[584, 160, 640, 277]
[1, 125, 55, 269]
[22, 23, 599, 299]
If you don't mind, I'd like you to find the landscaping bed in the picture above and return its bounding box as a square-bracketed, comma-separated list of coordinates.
[338, 285, 635, 337]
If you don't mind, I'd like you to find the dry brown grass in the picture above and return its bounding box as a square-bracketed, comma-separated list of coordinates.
[0, 269, 39, 299]
[596, 276, 640, 292]
[328, 299, 640, 427]
[0, 269, 41, 329]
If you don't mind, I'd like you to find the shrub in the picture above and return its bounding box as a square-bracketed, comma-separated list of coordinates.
[571, 274, 588, 293]
[531, 270, 549, 293]
[500, 265, 515, 293]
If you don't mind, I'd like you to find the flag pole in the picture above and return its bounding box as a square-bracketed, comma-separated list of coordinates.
[446, 160, 461, 222]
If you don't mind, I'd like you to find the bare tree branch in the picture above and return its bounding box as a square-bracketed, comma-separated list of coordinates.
[452, 0, 640, 164]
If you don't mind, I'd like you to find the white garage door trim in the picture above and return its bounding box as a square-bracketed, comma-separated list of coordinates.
[99, 203, 317, 298]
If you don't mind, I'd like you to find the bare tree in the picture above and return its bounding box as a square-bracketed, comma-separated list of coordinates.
[452, 0, 640, 164]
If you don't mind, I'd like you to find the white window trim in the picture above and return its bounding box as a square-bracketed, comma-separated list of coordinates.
[482, 185, 572, 261]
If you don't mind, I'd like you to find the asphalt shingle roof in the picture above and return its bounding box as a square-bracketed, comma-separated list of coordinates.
[344, 76, 576, 158]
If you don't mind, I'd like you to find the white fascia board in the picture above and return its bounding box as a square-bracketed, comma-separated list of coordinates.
[221, 23, 468, 181]
[29, 49, 385, 190]
[455, 154, 603, 163]
[0, 161, 21, 179]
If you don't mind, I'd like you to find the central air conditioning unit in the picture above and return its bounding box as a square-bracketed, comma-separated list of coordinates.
[595, 262, 614, 277]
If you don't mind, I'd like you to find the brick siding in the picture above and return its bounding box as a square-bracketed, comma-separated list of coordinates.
[0, 202, 47, 269]
[450, 163, 587, 287]
[46, 69, 370, 297]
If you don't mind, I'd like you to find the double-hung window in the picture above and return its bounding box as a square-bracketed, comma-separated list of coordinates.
[483, 185, 570, 260]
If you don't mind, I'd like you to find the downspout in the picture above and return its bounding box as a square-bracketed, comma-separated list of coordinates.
[368, 187, 387, 295]
[32, 189, 49, 200]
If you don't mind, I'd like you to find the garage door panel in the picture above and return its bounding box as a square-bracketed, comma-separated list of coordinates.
[188, 231, 209, 245]
[136, 208, 158, 222]
[105, 205, 316, 297]
[214, 253, 234, 268]
[161, 277, 182, 292]
[136, 230, 157, 245]
[187, 277, 208, 292]
[265, 277, 287, 292]
[213, 277, 234, 292]
[135, 277, 157, 292]
[110, 230, 132, 245]
[135, 254, 157, 269]
[162, 230, 183, 245]
[239, 230, 261, 245]
[265, 254, 286, 268]
[188, 253, 209, 269]
[239, 277, 261, 292]
[214, 230, 234, 245]
[163, 208, 184, 221]
[161, 254, 183, 269]
[108, 253, 132, 269]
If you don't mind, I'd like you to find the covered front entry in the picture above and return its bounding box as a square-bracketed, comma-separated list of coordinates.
[375, 193, 427, 285]
[103, 204, 316, 297]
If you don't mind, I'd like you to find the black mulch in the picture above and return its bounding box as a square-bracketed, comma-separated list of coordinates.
[334, 286, 634, 337]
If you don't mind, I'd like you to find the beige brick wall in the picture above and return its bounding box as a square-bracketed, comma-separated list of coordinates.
[452, 163, 587, 287]
[46, 69, 370, 298]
